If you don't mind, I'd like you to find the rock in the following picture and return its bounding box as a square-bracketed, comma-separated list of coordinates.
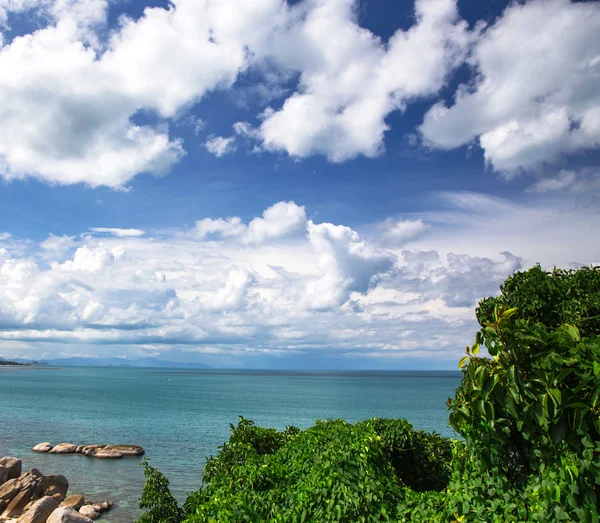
[1, 484, 34, 518]
[17, 496, 59, 523]
[47, 507, 94, 523]
[101, 445, 145, 457]
[0, 479, 23, 503]
[98, 501, 110, 512]
[48, 444, 77, 455]
[40, 475, 69, 498]
[60, 495, 85, 511]
[51, 493, 64, 503]
[78, 505, 99, 520]
[0, 458, 22, 484]
[80, 446, 105, 457]
[92, 449, 122, 459]
[75, 447, 84, 454]
[92, 504, 102, 513]
[31, 443, 53, 453]
[0, 499, 6, 512]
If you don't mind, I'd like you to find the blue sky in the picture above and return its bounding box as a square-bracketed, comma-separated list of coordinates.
[0, 0, 598, 368]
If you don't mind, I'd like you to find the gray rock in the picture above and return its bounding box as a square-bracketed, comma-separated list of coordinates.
[80, 446, 105, 457]
[92, 449, 123, 459]
[60, 495, 85, 511]
[0, 458, 22, 484]
[78, 505, 99, 520]
[17, 496, 59, 523]
[1, 484, 33, 518]
[49, 444, 77, 455]
[47, 507, 94, 523]
[41, 475, 69, 498]
[101, 445, 144, 457]
[0, 479, 23, 503]
[31, 443, 53, 453]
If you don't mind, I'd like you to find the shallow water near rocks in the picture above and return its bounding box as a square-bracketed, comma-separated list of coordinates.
[0, 366, 461, 521]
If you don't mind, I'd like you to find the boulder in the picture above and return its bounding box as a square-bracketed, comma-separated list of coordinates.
[101, 445, 144, 457]
[17, 496, 59, 523]
[98, 501, 110, 512]
[51, 493, 64, 503]
[0, 479, 23, 503]
[92, 449, 122, 459]
[0, 458, 22, 484]
[31, 443, 53, 453]
[60, 495, 85, 511]
[40, 475, 69, 498]
[47, 507, 94, 523]
[49, 444, 77, 455]
[1, 484, 34, 519]
[78, 505, 99, 520]
[75, 447, 84, 454]
[80, 446, 105, 457]
[0, 499, 6, 512]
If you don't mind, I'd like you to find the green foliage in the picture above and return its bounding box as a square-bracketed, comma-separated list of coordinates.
[138, 459, 185, 523]
[137, 265, 600, 522]
[476, 264, 600, 338]
[450, 265, 600, 521]
[182, 417, 452, 522]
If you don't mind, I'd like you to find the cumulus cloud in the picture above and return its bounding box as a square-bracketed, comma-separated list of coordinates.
[377, 219, 430, 246]
[0, 196, 598, 363]
[195, 201, 307, 245]
[204, 136, 237, 157]
[0, 0, 475, 187]
[257, 0, 470, 161]
[420, 0, 600, 174]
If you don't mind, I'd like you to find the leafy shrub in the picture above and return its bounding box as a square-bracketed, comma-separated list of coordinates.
[137, 265, 600, 522]
[138, 459, 185, 523]
[476, 264, 600, 338]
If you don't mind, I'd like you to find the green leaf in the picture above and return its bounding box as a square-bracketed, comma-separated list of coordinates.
[471, 343, 480, 356]
[500, 308, 518, 320]
[458, 356, 469, 369]
[549, 388, 562, 406]
[564, 324, 580, 342]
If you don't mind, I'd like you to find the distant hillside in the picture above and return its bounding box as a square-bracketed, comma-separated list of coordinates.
[0, 358, 28, 366]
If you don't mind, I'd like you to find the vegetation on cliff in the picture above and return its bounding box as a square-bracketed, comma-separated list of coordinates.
[138, 265, 600, 522]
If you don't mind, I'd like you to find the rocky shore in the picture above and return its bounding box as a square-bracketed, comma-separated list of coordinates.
[32, 444, 144, 460]
[0, 457, 114, 522]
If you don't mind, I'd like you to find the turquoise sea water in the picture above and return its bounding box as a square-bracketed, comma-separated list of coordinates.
[0, 366, 461, 521]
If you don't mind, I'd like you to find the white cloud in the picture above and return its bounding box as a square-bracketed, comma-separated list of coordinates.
[90, 228, 145, 237]
[195, 201, 307, 245]
[257, 0, 470, 161]
[420, 0, 600, 174]
[377, 219, 430, 246]
[0, 0, 475, 187]
[203, 135, 237, 158]
[0, 196, 598, 364]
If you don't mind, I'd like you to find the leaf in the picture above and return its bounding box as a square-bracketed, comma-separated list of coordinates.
[471, 343, 480, 356]
[501, 308, 518, 320]
[550, 388, 562, 406]
[458, 356, 469, 369]
[564, 324, 580, 342]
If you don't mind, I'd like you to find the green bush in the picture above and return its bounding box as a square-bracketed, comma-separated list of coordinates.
[137, 265, 600, 522]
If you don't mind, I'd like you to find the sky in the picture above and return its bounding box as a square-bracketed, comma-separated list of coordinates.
[0, 0, 599, 369]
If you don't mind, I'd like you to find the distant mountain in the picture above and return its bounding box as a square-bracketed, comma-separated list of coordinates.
[39, 356, 211, 368]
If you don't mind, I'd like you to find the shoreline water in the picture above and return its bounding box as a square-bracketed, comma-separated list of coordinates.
[1, 366, 461, 521]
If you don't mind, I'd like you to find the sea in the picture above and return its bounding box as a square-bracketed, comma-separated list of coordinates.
[0, 366, 462, 522]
